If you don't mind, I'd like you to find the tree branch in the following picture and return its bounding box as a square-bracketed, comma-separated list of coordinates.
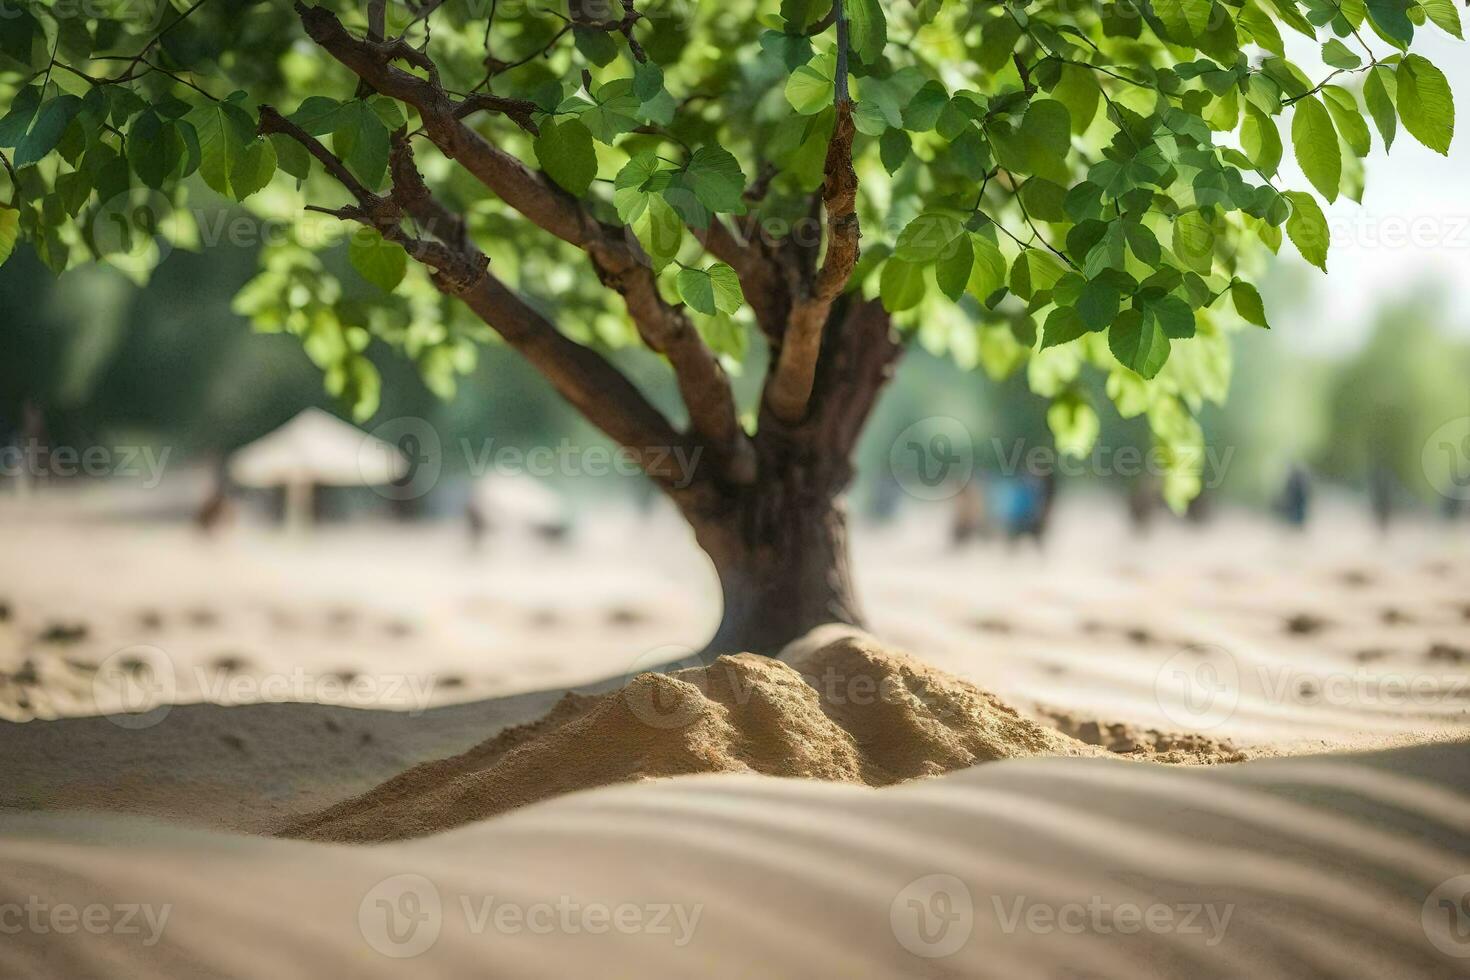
[765, 95, 859, 425]
[258, 105, 705, 496]
[294, 1, 754, 484]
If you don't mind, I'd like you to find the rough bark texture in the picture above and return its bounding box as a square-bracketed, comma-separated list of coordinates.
[686, 297, 903, 655]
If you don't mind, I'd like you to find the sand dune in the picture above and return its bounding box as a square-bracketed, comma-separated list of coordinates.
[284, 633, 1112, 842]
[2, 740, 1467, 978]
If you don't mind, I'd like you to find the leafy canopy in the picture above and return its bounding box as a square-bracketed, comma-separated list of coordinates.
[0, 0, 1460, 508]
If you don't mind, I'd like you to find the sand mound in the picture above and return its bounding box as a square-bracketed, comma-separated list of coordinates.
[283, 635, 1103, 842]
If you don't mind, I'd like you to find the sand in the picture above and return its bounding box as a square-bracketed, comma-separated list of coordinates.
[1, 496, 1468, 975]
[2, 740, 1467, 978]
[284, 633, 1118, 842]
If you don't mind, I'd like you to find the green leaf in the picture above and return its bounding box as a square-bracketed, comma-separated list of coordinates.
[1172, 210, 1215, 275]
[1366, 0, 1415, 47]
[1242, 104, 1284, 175]
[1396, 55, 1454, 155]
[331, 100, 390, 189]
[1320, 39, 1361, 69]
[1323, 87, 1371, 157]
[935, 236, 974, 301]
[880, 257, 926, 312]
[896, 212, 967, 263]
[1149, 294, 1197, 339]
[188, 100, 259, 199]
[1283, 190, 1329, 270]
[684, 147, 745, 214]
[1155, 0, 1213, 38]
[879, 128, 910, 174]
[1291, 95, 1341, 202]
[230, 136, 277, 201]
[573, 27, 619, 66]
[1041, 307, 1089, 349]
[967, 236, 1008, 301]
[349, 229, 407, 293]
[1363, 65, 1397, 150]
[786, 55, 836, 115]
[1420, 0, 1463, 38]
[1048, 394, 1100, 458]
[677, 262, 744, 316]
[1109, 307, 1171, 378]
[631, 192, 683, 271]
[847, 0, 887, 62]
[13, 95, 83, 168]
[1051, 64, 1100, 135]
[632, 61, 664, 102]
[535, 118, 598, 195]
[0, 208, 18, 267]
[1230, 279, 1270, 328]
[270, 133, 311, 182]
[1077, 277, 1122, 331]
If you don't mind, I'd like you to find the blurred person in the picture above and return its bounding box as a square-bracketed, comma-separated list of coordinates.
[1276, 464, 1311, 531]
[949, 478, 990, 548]
[1368, 463, 1395, 535]
[1127, 473, 1162, 536]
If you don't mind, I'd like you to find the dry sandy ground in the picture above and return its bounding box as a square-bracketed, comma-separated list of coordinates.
[0, 494, 1468, 975]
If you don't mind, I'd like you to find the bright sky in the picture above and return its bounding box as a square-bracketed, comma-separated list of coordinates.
[1271, 32, 1470, 354]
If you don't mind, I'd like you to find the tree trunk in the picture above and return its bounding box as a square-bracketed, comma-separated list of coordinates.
[694, 480, 864, 656]
[680, 298, 901, 656]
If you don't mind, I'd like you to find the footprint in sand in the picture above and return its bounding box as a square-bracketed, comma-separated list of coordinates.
[970, 617, 1013, 634]
[38, 622, 89, 645]
[137, 609, 164, 631]
[220, 734, 247, 753]
[434, 674, 465, 689]
[529, 609, 561, 628]
[1426, 643, 1469, 664]
[1124, 626, 1154, 646]
[186, 608, 220, 628]
[329, 669, 360, 684]
[382, 619, 415, 638]
[1380, 607, 1415, 626]
[1337, 569, 1374, 588]
[606, 606, 648, 627]
[0, 600, 11, 622]
[1354, 648, 1391, 663]
[210, 653, 252, 675]
[1284, 613, 1329, 636]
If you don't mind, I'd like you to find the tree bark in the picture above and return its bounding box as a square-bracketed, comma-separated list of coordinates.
[684, 298, 902, 655]
[693, 475, 864, 656]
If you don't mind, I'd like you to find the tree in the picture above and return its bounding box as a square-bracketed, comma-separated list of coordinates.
[0, 0, 1460, 652]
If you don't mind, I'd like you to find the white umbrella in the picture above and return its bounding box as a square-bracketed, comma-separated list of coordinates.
[229, 409, 405, 528]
